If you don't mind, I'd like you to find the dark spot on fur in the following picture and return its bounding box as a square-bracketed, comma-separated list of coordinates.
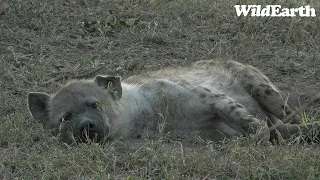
[264, 95, 269, 100]
[157, 81, 165, 87]
[209, 103, 216, 109]
[228, 101, 233, 104]
[136, 135, 141, 138]
[179, 83, 187, 88]
[254, 89, 260, 97]
[286, 110, 292, 115]
[199, 93, 206, 98]
[191, 88, 199, 93]
[201, 100, 206, 104]
[265, 89, 272, 95]
[247, 84, 253, 91]
[230, 106, 236, 111]
[204, 88, 211, 92]
[225, 63, 233, 69]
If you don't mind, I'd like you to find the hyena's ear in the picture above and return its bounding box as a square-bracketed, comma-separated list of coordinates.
[28, 92, 52, 129]
[94, 75, 122, 100]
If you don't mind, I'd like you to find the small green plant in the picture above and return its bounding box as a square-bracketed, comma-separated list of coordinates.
[301, 111, 311, 124]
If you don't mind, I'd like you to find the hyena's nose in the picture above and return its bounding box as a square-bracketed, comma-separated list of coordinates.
[79, 119, 97, 136]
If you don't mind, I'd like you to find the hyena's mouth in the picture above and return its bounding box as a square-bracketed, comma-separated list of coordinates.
[59, 123, 108, 143]
[59, 130, 105, 144]
[74, 119, 107, 143]
[80, 129, 103, 143]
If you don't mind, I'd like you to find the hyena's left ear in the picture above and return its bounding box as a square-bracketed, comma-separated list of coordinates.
[28, 92, 52, 129]
[94, 75, 122, 100]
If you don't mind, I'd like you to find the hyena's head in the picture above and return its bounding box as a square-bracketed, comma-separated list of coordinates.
[28, 75, 122, 144]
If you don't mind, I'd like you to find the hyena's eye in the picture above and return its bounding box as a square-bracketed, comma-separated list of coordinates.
[61, 113, 72, 122]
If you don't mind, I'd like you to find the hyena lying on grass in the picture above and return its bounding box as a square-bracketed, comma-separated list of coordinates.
[28, 60, 320, 144]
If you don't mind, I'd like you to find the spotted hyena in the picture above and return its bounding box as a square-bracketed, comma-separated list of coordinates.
[28, 59, 320, 143]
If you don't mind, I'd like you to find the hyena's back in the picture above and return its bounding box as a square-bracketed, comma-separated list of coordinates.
[125, 60, 267, 120]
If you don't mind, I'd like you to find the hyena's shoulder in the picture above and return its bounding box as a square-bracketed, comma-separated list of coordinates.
[124, 59, 233, 84]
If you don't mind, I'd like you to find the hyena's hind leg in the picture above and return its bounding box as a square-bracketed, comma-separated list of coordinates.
[268, 113, 320, 143]
[224, 60, 300, 124]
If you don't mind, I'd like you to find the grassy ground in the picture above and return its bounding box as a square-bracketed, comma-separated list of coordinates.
[1, 0, 320, 179]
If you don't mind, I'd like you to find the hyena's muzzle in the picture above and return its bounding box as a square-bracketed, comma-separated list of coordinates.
[58, 112, 109, 143]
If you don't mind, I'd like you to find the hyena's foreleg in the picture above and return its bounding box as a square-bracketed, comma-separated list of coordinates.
[200, 90, 269, 141]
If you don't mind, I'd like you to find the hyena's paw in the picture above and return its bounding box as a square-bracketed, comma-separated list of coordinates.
[245, 118, 270, 142]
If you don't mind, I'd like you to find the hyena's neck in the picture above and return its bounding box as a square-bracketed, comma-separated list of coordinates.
[118, 83, 147, 115]
[109, 83, 151, 137]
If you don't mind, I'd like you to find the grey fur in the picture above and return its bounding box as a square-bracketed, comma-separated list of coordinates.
[28, 59, 320, 143]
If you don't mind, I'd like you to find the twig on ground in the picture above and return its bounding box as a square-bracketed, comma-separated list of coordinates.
[41, 63, 112, 86]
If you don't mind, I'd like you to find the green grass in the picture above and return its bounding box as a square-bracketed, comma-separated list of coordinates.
[1, 0, 320, 178]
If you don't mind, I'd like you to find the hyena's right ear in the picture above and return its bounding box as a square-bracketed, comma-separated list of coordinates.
[28, 92, 52, 129]
[94, 75, 122, 100]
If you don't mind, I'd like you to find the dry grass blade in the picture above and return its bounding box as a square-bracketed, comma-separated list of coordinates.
[283, 94, 320, 123]
[41, 63, 112, 86]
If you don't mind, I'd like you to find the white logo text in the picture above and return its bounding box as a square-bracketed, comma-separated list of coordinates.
[234, 5, 316, 17]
